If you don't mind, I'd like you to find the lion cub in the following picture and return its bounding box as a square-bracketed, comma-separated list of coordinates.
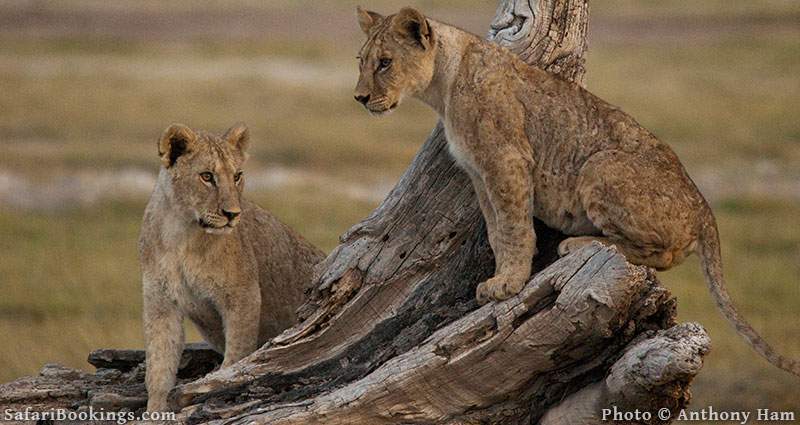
[353, 7, 799, 377]
[139, 123, 324, 411]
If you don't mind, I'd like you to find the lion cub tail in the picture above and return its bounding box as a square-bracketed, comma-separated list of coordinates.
[698, 210, 800, 377]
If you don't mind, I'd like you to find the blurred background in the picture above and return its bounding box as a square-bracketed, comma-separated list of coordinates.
[0, 0, 798, 417]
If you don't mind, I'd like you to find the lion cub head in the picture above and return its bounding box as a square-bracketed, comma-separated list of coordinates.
[354, 6, 435, 115]
[157, 123, 249, 235]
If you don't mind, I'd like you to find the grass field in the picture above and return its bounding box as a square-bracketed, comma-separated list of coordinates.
[1, 0, 798, 418]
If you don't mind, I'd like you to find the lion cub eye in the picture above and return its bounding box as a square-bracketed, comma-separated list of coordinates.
[234, 171, 243, 183]
[200, 172, 215, 184]
[378, 58, 392, 71]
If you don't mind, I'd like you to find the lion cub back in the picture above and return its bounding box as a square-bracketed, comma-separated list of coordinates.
[238, 201, 325, 340]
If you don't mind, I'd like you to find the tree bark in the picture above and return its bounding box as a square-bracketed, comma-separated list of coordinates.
[0, 1, 710, 424]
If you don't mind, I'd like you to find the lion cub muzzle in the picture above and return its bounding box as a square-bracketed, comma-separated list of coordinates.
[197, 211, 239, 234]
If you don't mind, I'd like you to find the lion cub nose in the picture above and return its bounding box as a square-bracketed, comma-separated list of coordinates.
[354, 94, 370, 105]
[222, 209, 241, 221]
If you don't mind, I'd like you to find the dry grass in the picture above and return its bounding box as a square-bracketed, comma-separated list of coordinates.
[0, 191, 375, 379]
[0, 0, 798, 418]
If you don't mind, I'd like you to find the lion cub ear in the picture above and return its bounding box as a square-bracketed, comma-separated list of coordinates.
[158, 123, 196, 168]
[393, 7, 432, 50]
[223, 122, 250, 154]
[357, 6, 383, 34]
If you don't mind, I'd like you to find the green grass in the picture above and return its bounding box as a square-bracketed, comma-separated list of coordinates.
[0, 1, 798, 420]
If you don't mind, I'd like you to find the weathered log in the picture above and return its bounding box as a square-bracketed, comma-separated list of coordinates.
[0, 1, 711, 424]
[0, 245, 708, 424]
[181, 244, 698, 424]
[0, 344, 219, 414]
[88, 343, 222, 378]
[539, 322, 709, 425]
[488, 0, 588, 83]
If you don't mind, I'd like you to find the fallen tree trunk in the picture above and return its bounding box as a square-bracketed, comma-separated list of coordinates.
[0, 246, 708, 424]
[0, 1, 711, 424]
[180, 244, 707, 425]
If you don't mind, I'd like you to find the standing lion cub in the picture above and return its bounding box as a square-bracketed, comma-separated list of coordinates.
[139, 123, 324, 411]
[353, 7, 799, 377]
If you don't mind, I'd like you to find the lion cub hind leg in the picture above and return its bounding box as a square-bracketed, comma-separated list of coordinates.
[558, 236, 614, 257]
[558, 235, 683, 271]
[474, 155, 536, 305]
[576, 150, 701, 271]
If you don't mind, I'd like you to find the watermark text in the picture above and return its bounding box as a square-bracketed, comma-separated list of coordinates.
[4, 407, 176, 424]
[601, 406, 795, 423]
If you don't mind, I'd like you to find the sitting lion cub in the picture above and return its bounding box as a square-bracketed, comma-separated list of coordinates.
[139, 123, 324, 411]
[353, 7, 799, 377]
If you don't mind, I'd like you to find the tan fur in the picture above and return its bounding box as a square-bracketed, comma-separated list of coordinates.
[354, 7, 799, 377]
[139, 123, 325, 411]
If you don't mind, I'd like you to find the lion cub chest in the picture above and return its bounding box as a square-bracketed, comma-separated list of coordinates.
[443, 120, 479, 172]
[155, 237, 233, 331]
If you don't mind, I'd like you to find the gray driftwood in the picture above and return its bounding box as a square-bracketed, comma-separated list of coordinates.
[0, 1, 710, 424]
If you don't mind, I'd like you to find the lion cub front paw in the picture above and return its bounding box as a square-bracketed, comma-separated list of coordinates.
[476, 275, 527, 305]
